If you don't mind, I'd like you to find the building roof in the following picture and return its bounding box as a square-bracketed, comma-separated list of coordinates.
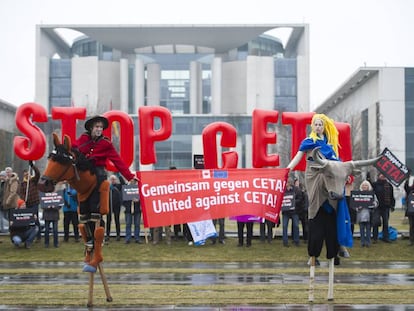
[316, 68, 379, 113]
[0, 99, 17, 112]
[40, 24, 306, 54]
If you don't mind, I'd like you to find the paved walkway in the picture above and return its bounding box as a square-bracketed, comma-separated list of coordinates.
[1, 261, 414, 286]
[1, 261, 414, 310]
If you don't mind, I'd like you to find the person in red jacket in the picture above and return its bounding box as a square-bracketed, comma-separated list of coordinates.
[72, 115, 137, 273]
[72, 115, 137, 217]
[73, 116, 136, 184]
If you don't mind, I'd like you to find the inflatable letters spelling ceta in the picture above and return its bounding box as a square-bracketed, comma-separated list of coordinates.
[13, 103, 353, 170]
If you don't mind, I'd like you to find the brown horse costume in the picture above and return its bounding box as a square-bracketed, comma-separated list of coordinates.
[38, 133, 110, 273]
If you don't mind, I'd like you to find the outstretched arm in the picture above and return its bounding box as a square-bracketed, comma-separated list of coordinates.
[287, 151, 304, 170]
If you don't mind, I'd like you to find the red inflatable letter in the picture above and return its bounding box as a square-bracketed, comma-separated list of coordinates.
[202, 122, 238, 169]
[103, 111, 135, 171]
[13, 102, 48, 160]
[335, 122, 352, 161]
[282, 112, 314, 171]
[139, 106, 172, 165]
[252, 109, 279, 168]
[52, 107, 86, 143]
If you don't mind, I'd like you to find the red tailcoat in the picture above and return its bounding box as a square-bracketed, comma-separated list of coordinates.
[73, 133, 135, 181]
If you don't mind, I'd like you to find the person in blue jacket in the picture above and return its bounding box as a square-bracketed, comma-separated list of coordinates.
[63, 183, 80, 242]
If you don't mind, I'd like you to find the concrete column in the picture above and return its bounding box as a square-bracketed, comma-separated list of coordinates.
[211, 57, 222, 114]
[134, 58, 145, 112]
[190, 61, 202, 114]
[147, 63, 161, 106]
[120, 58, 129, 113]
[246, 56, 274, 113]
[35, 56, 49, 110]
[245, 134, 252, 168]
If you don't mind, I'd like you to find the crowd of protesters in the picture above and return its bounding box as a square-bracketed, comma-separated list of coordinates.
[0, 163, 413, 250]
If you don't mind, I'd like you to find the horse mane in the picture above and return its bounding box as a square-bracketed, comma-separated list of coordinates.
[48, 144, 74, 165]
[71, 148, 97, 175]
[48, 133, 97, 176]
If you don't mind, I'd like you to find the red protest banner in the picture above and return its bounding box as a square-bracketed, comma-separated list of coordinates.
[137, 168, 289, 228]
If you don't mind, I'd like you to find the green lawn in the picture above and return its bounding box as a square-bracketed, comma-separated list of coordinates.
[0, 209, 413, 307]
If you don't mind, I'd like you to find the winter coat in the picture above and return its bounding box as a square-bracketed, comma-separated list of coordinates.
[19, 165, 40, 207]
[2, 173, 19, 210]
[63, 186, 78, 213]
[356, 207, 371, 223]
[42, 206, 61, 221]
[372, 179, 395, 209]
[110, 183, 123, 213]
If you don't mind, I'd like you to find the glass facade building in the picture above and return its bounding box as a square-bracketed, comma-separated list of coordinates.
[38, 25, 309, 170]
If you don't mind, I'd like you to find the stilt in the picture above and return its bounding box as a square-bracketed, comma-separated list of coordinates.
[82, 217, 112, 306]
[98, 263, 113, 302]
[85, 251, 112, 306]
[87, 271, 94, 307]
[327, 257, 334, 300]
[309, 256, 315, 302]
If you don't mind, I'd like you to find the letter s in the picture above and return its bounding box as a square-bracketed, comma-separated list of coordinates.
[13, 102, 48, 160]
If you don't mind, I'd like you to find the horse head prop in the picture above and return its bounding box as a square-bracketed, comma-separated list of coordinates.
[38, 132, 98, 203]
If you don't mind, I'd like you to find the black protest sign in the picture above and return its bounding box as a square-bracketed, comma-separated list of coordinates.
[39, 191, 64, 208]
[374, 148, 409, 186]
[350, 190, 375, 209]
[122, 184, 139, 201]
[10, 207, 37, 227]
[193, 154, 205, 169]
[281, 191, 295, 212]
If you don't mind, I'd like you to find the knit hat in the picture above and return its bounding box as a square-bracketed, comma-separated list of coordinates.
[0, 171, 6, 177]
[17, 199, 26, 208]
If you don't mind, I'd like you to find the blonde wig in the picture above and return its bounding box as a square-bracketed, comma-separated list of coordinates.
[309, 113, 340, 157]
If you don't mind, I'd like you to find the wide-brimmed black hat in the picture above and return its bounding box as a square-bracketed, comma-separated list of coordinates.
[84, 115, 109, 131]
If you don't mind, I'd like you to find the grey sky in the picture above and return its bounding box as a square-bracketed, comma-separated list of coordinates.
[0, 0, 413, 110]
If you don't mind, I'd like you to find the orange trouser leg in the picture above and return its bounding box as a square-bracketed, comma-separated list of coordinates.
[99, 180, 110, 215]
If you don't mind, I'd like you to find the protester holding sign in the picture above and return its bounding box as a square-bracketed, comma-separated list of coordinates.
[403, 176, 414, 246]
[41, 188, 64, 248]
[371, 173, 395, 243]
[122, 183, 142, 244]
[281, 177, 301, 247]
[19, 161, 41, 241]
[353, 180, 378, 248]
[106, 175, 123, 242]
[9, 199, 39, 249]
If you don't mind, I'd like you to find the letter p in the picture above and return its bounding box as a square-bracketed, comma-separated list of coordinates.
[139, 106, 172, 164]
